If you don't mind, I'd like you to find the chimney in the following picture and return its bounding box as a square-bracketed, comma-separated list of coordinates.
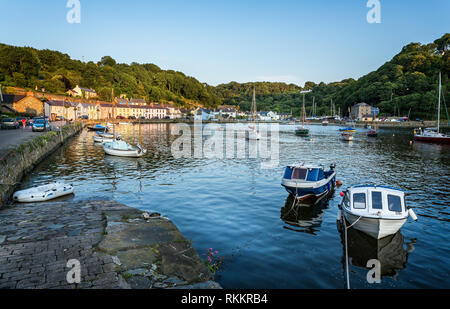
[26, 90, 34, 97]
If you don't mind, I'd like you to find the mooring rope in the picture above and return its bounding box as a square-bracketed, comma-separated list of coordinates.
[341, 213, 362, 290]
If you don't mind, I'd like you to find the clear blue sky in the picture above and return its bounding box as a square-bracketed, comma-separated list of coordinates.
[1, 0, 448, 86]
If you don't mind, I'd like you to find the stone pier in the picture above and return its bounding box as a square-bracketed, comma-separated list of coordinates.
[0, 200, 221, 289]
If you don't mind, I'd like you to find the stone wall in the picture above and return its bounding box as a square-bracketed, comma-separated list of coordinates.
[0, 123, 83, 207]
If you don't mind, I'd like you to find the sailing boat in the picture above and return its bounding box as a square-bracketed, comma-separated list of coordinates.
[295, 90, 311, 136]
[414, 72, 450, 144]
[246, 88, 261, 140]
[367, 110, 378, 137]
[103, 90, 147, 157]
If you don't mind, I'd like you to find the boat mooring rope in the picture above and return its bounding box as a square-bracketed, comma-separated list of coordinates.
[341, 212, 362, 289]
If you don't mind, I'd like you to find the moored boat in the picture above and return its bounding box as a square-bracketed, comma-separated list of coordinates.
[13, 183, 74, 203]
[340, 132, 353, 141]
[414, 72, 450, 144]
[367, 130, 378, 137]
[103, 140, 147, 157]
[337, 185, 417, 239]
[322, 120, 329, 126]
[246, 88, 261, 140]
[281, 164, 336, 204]
[88, 124, 109, 132]
[414, 128, 450, 144]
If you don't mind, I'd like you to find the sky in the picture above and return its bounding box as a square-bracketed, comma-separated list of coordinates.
[0, 0, 449, 86]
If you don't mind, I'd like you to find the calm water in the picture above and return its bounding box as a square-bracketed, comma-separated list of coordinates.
[20, 123, 450, 289]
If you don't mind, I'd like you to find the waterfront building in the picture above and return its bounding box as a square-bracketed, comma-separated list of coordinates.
[1, 91, 44, 116]
[351, 102, 372, 120]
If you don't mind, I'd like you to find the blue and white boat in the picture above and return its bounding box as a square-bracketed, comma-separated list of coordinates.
[281, 164, 337, 204]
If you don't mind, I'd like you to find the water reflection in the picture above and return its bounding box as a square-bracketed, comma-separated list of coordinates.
[339, 227, 412, 278]
[280, 195, 330, 235]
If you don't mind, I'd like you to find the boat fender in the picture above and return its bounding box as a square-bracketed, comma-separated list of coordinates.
[340, 191, 345, 197]
[337, 180, 342, 186]
[408, 208, 418, 221]
[337, 209, 342, 222]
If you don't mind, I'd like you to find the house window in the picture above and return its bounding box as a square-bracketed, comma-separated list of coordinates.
[353, 193, 366, 209]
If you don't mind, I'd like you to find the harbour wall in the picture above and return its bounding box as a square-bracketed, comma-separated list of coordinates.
[0, 122, 83, 207]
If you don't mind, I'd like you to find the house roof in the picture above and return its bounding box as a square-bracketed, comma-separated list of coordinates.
[354, 102, 370, 107]
[130, 98, 146, 104]
[46, 100, 76, 107]
[1, 94, 26, 104]
[79, 87, 96, 93]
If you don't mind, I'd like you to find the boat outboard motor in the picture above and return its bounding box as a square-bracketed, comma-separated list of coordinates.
[330, 163, 336, 170]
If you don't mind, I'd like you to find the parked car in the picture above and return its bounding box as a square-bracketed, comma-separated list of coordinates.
[1, 118, 20, 129]
[128, 116, 136, 120]
[32, 119, 50, 132]
[55, 116, 65, 121]
[78, 115, 89, 120]
[116, 116, 125, 119]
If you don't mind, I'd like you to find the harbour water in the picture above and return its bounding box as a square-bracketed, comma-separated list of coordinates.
[19, 123, 450, 288]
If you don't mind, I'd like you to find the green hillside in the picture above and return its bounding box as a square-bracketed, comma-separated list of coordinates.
[214, 33, 450, 120]
[0, 44, 221, 108]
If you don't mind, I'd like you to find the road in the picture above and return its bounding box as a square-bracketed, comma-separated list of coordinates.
[0, 127, 44, 158]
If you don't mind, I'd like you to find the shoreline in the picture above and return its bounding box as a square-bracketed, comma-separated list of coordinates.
[0, 123, 83, 207]
[0, 200, 220, 289]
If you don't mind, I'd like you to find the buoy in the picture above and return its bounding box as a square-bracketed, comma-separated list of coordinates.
[410, 140, 413, 145]
[336, 180, 342, 186]
[340, 191, 345, 197]
[408, 208, 418, 221]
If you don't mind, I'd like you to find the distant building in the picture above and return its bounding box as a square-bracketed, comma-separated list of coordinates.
[351, 103, 372, 120]
[45, 100, 77, 120]
[194, 108, 212, 121]
[67, 85, 97, 99]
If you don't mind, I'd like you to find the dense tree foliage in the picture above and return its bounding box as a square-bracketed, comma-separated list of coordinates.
[0, 44, 221, 108]
[214, 34, 450, 120]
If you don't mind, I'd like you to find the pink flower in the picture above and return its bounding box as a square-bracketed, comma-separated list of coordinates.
[207, 256, 212, 263]
[215, 251, 218, 254]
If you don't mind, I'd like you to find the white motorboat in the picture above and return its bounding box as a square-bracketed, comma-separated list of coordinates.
[13, 183, 74, 203]
[338, 185, 417, 239]
[93, 132, 117, 143]
[103, 140, 147, 157]
[340, 132, 353, 141]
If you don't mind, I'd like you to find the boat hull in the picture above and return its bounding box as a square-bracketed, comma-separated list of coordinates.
[103, 147, 145, 158]
[282, 173, 336, 205]
[295, 129, 309, 136]
[414, 135, 450, 144]
[343, 211, 407, 239]
[13, 183, 74, 203]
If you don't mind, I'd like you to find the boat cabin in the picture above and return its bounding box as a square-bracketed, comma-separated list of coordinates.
[283, 165, 331, 183]
[342, 186, 407, 218]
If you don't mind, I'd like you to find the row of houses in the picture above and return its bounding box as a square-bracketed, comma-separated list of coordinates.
[0, 91, 174, 120]
[194, 108, 292, 121]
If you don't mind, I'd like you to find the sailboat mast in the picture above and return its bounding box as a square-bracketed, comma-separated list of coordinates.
[252, 88, 256, 128]
[302, 93, 305, 128]
[139, 102, 142, 145]
[438, 72, 441, 133]
[112, 88, 116, 139]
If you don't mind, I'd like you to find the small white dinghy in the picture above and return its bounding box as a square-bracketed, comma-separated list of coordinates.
[338, 185, 417, 239]
[13, 183, 74, 203]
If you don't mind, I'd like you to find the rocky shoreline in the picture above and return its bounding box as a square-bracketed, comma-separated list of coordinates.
[0, 200, 221, 289]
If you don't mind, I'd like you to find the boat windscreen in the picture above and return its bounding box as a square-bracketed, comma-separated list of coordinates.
[306, 168, 319, 181]
[292, 168, 307, 180]
[388, 195, 403, 212]
[371, 191, 383, 210]
[353, 193, 366, 209]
